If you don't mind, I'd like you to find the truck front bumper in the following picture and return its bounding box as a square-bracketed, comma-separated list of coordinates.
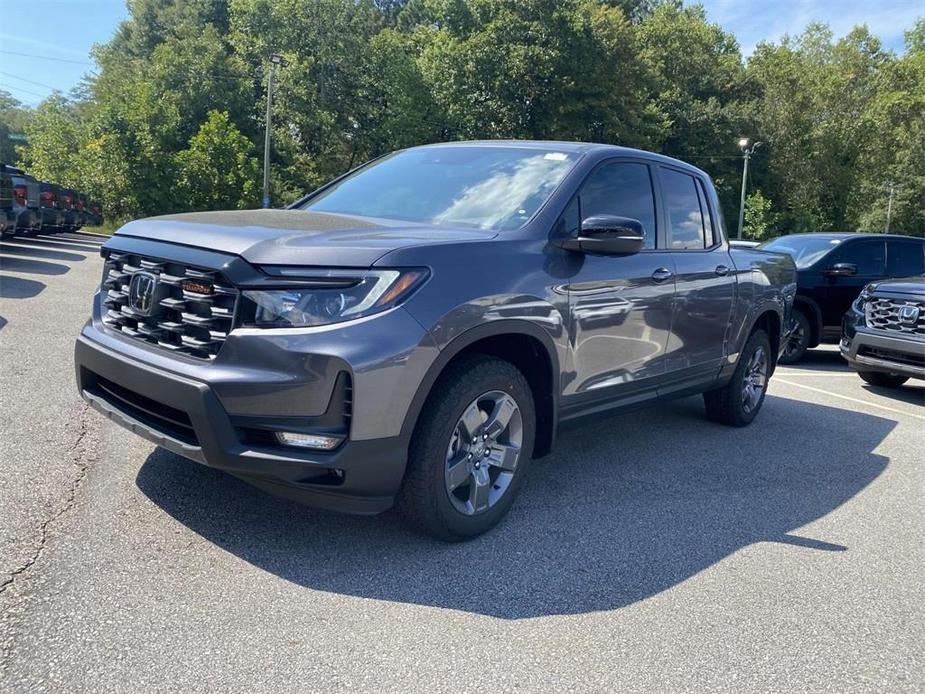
[75, 305, 437, 514]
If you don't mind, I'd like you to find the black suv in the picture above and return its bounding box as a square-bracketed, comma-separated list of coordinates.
[758, 233, 925, 363]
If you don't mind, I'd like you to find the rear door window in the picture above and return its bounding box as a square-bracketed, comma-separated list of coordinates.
[886, 239, 924, 277]
[660, 168, 707, 250]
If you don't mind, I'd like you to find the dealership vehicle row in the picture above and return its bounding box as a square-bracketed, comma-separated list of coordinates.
[1, 164, 104, 238]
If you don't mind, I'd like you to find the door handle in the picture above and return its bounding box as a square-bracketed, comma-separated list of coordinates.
[651, 267, 674, 283]
[715, 265, 730, 276]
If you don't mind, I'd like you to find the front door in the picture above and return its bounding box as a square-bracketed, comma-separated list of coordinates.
[564, 160, 676, 396]
[822, 239, 886, 325]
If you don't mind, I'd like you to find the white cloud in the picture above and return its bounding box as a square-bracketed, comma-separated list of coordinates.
[698, 0, 922, 55]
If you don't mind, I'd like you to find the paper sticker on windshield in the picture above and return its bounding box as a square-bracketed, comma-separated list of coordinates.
[544, 152, 568, 161]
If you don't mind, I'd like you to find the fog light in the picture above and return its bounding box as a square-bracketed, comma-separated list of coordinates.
[274, 432, 342, 451]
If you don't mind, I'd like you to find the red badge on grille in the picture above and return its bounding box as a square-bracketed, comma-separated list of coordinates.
[183, 278, 214, 295]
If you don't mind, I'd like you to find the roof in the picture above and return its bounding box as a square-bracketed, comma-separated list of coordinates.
[775, 232, 921, 242]
[411, 139, 709, 176]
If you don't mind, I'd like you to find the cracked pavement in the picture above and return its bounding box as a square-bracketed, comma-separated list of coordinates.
[1, 232, 923, 693]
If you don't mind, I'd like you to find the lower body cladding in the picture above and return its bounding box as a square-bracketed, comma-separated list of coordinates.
[75, 304, 439, 514]
[840, 321, 924, 380]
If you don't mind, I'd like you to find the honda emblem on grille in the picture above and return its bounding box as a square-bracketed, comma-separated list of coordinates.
[129, 272, 159, 316]
[898, 305, 920, 325]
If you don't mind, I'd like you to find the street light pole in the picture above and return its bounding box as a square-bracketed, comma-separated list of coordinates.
[262, 53, 288, 209]
[736, 138, 762, 239]
[884, 181, 896, 233]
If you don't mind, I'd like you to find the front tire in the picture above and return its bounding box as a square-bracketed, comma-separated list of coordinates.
[779, 309, 810, 364]
[857, 371, 909, 389]
[398, 354, 535, 541]
[704, 329, 772, 427]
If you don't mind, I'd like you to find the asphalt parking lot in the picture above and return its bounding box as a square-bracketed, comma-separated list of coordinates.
[1, 234, 923, 693]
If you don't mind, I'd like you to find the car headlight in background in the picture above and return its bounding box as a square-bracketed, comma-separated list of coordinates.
[852, 284, 873, 323]
[240, 268, 429, 328]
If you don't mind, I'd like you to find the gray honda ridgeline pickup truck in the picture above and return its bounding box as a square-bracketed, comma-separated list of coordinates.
[75, 141, 796, 540]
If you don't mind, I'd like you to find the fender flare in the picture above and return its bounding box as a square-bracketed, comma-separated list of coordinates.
[399, 319, 562, 447]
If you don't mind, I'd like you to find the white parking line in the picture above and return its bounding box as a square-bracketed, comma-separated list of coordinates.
[776, 371, 859, 377]
[774, 378, 925, 421]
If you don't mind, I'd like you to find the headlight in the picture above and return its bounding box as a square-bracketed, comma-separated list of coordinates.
[852, 285, 872, 313]
[852, 284, 873, 325]
[240, 268, 428, 328]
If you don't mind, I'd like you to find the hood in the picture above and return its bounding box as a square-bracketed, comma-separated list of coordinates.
[114, 209, 498, 267]
[868, 276, 925, 296]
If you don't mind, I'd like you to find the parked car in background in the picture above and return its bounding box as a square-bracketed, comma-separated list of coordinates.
[75, 141, 795, 540]
[842, 276, 924, 387]
[729, 239, 760, 249]
[90, 201, 104, 227]
[4, 164, 41, 234]
[76, 192, 89, 229]
[758, 233, 925, 363]
[0, 170, 15, 237]
[59, 187, 79, 231]
[39, 182, 63, 233]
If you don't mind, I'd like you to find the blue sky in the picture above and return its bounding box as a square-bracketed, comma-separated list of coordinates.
[0, 0, 922, 107]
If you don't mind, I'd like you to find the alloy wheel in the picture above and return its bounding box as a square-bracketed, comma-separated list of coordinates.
[444, 390, 523, 516]
[741, 345, 768, 414]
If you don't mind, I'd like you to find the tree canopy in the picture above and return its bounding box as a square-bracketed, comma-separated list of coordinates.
[6, 0, 924, 236]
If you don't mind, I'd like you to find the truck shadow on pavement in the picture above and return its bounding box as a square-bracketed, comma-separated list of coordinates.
[0, 256, 70, 276]
[137, 394, 893, 619]
[0, 275, 46, 299]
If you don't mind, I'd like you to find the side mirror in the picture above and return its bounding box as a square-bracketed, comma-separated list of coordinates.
[559, 215, 646, 255]
[824, 262, 857, 277]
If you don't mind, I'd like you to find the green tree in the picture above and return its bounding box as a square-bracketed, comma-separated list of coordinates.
[0, 91, 33, 164]
[637, 1, 750, 222]
[19, 94, 84, 186]
[742, 190, 779, 240]
[175, 110, 261, 210]
[7, 0, 922, 237]
[850, 20, 925, 235]
[418, 0, 657, 145]
[747, 24, 899, 233]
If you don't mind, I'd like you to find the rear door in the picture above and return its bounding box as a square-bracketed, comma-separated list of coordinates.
[565, 159, 675, 395]
[657, 166, 736, 377]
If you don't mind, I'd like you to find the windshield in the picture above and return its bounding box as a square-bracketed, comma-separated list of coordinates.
[758, 236, 844, 268]
[299, 146, 579, 230]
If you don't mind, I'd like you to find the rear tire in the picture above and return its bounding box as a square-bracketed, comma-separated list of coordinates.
[398, 354, 535, 542]
[857, 371, 909, 389]
[704, 329, 772, 427]
[779, 309, 810, 364]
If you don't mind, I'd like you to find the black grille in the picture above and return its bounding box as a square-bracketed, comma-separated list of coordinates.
[865, 297, 925, 336]
[858, 345, 925, 369]
[101, 252, 237, 359]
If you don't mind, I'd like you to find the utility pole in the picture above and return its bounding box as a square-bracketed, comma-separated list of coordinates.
[884, 181, 896, 233]
[262, 53, 288, 209]
[736, 138, 762, 239]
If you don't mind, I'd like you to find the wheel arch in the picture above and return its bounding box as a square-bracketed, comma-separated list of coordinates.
[750, 308, 782, 375]
[793, 295, 823, 347]
[400, 320, 560, 458]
